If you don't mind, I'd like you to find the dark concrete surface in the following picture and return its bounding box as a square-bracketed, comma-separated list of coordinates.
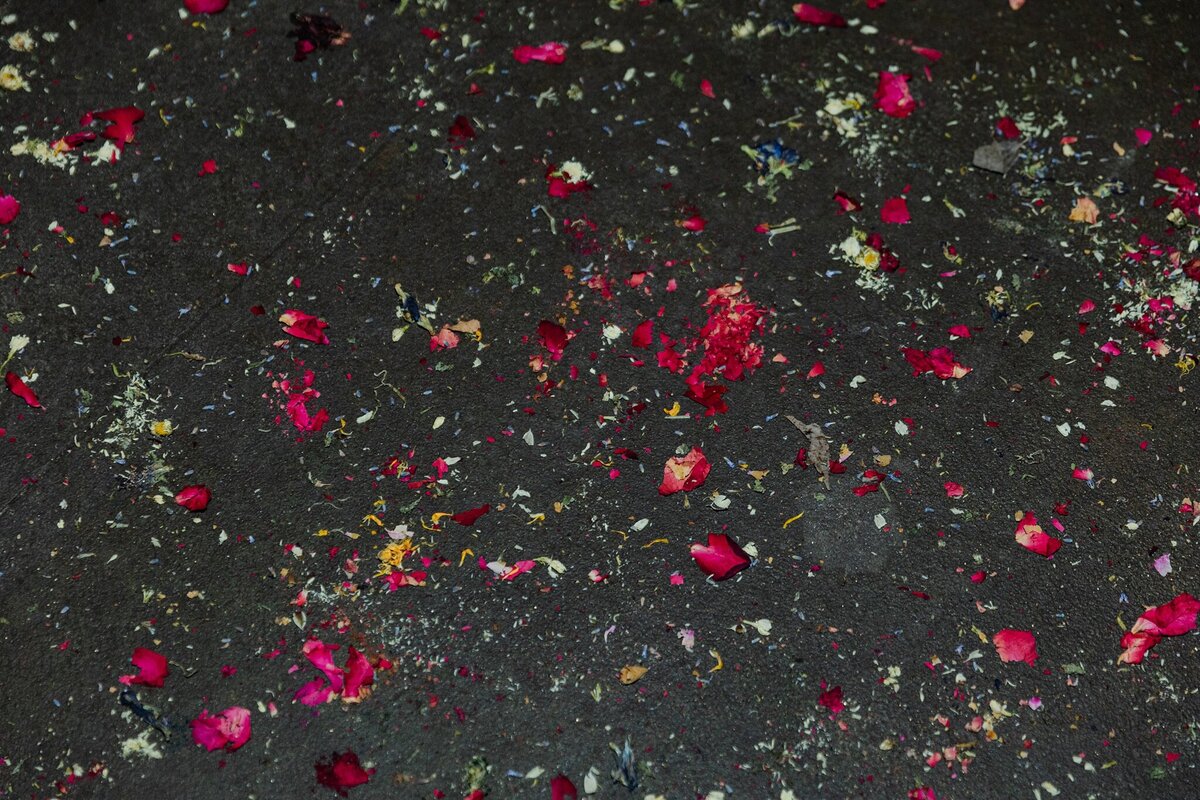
[2, 1, 1200, 798]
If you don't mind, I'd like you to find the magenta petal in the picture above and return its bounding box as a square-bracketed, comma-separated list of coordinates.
[184, 0, 229, 13]
[551, 774, 579, 800]
[191, 707, 251, 752]
[341, 647, 374, 700]
[1132, 593, 1200, 637]
[174, 484, 211, 511]
[0, 195, 20, 225]
[690, 533, 751, 581]
[119, 647, 169, 688]
[879, 197, 911, 224]
[191, 712, 227, 751]
[302, 639, 345, 694]
[993, 629, 1038, 666]
[294, 677, 334, 706]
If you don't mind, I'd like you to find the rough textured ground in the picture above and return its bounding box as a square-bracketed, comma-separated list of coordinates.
[2, 1, 1200, 798]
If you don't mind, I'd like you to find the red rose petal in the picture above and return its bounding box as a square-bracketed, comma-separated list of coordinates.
[174, 484, 211, 511]
[659, 447, 711, 495]
[451, 504, 491, 526]
[191, 706, 251, 752]
[5, 372, 41, 408]
[119, 647, 169, 688]
[689, 533, 750, 581]
[512, 42, 566, 64]
[792, 3, 847, 27]
[315, 751, 374, 795]
[993, 629, 1038, 666]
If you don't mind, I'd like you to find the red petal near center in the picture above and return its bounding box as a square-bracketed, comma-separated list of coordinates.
[792, 3, 847, 27]
[451, 504, 491, 526]
[315, 751, 375, 794]
[119, 647, 169, 688]
[993, 629, 1038, 666]
[659, 447, 711, 495]
[5, 372, 41, 408]
[690, 533, 751, 581]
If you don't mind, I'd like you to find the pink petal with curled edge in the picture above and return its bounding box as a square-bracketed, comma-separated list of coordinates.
[1078, 299, 1096, 314]
[1117, 631, 1161, 664]
[993, 629, 1038, 666]
[690, 533, 750, 581]
[0, 195, 20, 225]
[302, 639, 345, 695]
[341, 647, 374, 701]
[1131, 593, 1200, 637]
[294, 677, 335, 706]
[659, 447, 711, 495]
[874, 71, 915, 119]
[174, 484, 211, 512]
[191, 706, 251, 752]
[278, 309, 330, 344]
[1134, 128, 1153, 146]
[119, 647, 169, 688]
[1014, 514, 1062, 557]
[792, 3, 847, 27]
[880, 197, 910, 224]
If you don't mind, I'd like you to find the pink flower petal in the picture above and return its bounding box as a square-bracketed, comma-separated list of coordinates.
[1134, 128, 1153, 146]
[994, 629, 1038, 666]
[817, 685, 844, 714]
[1131, 593, 1200, 637]
[341, 647, 374, 701]
[689, 533, 750, 581]
[631, 320, 654, 349]
[315, 751, 374, 794]
[512, 42, 567, 64]
[191, 706, 251, 752]
[279, 309, 330, 344]
[537, 320, 569, 359]
[659, 447, 711, 495]
[902, 347, 971, 380]
[0, 195, 20, 225]
[792, 3, 847, 26]
[184, 0, 229, 13]
[879, 197, 911, 224]
[1014, 513, 1062, 557]
[551, 774, 579, 800]
[1117, 631, 1161, 664]
[94, 106, 145, 147]
[119, 647, 169, 688]
[174, 484, 211, 512]
[451, 504, 491, 526]
[874, 71, 916, 119]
